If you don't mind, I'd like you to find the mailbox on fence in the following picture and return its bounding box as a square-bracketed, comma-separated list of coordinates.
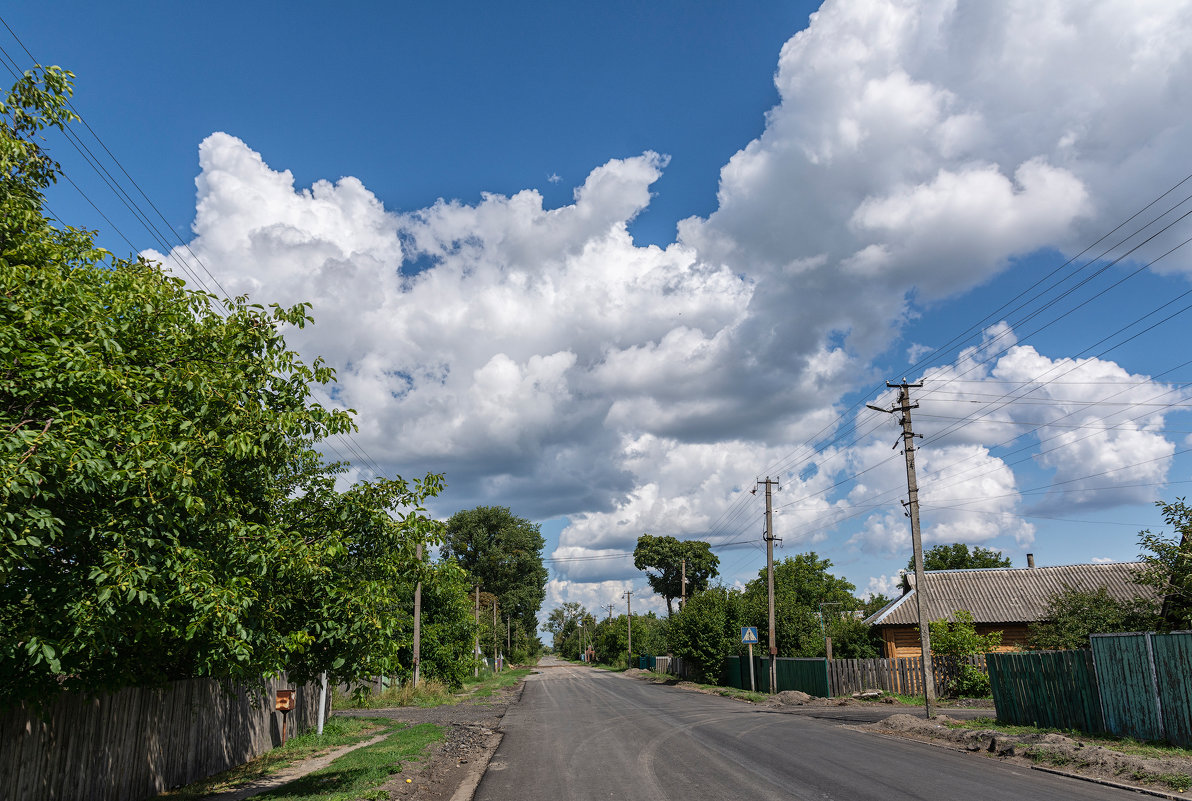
[275, 689, 296, 745]
[275, 689, 295, 712]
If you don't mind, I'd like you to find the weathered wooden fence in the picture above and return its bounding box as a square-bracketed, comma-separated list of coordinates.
[1091, 631, 1192, 746]
[826, 655, 986, 697]
[986, 632, 1192, 747]
[986, 650, 1103, 733]
[0, 674, 327, 801]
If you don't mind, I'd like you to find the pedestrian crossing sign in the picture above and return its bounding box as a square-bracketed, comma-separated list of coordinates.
[741, 627, 758, 644]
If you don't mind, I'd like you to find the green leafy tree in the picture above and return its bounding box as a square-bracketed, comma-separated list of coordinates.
[1028, 587, 1161, 651]
[0, 67, 451, 705]
[824, 614, 880, 659]
[667, 585, 744, 684]
[633, 534, 719, 616]
[929, 610, 1001, 698]
[441, 507, 547, 649]
[1138, 499, 1192, 629]
[544, 603, 593, 660]
[909, 543, 1012, 572]
[741, 553, 858, 657]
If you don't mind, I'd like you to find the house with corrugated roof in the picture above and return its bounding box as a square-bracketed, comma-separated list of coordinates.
[862, 558, 1158, 658]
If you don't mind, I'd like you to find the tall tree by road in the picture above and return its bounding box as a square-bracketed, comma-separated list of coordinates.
[442, 506, 548, 647]
[908, 543, 1013, 572]
[633, 534, 719, 616]
[0, 67, 452, 705]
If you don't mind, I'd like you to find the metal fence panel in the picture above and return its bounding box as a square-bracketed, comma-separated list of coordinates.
[1091, 633, 1162, 741]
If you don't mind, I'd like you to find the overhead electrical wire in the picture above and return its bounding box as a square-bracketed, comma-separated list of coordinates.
[0, 21, 395, 482]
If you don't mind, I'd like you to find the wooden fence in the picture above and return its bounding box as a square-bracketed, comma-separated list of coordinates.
[1091, 631, 1192, 746]
[1, 674, 326, 801]
[826, 655, 986, 697]
[986, 650, 1103, 733]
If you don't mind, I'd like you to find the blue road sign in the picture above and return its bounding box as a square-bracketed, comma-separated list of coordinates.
[741, 627, 759, 644]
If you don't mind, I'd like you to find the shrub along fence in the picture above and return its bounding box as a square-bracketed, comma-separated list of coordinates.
[0, 674, 326, 801]
[987, 631, 1192, 747]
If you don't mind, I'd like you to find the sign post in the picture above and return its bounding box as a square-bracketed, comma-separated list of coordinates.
[741, 627, 759, 693]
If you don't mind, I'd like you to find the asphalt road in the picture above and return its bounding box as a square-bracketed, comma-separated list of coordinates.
[474, 659, 1140, 801]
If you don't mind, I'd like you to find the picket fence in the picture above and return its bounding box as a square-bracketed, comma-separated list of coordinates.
[826, 654, 986, 696]
[0, 674, 326, 801]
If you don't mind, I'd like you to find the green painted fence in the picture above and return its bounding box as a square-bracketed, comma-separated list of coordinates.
[986, 650, 1103, 733]
[988, 632, 1192, 747]
[722, 656, 829, 697]
[1091, 631, 1192, 747]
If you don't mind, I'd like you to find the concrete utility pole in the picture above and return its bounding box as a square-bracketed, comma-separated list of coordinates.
[624, 591, 633, 666]
[604, 603, 615, 621]
[493, 600, 498, 670]
[507, 615, 511, 657]
[474, 585, 480, 677]
[868, 380, 937, 718]
[758, 477, 780, 694]
[680, 558, 687, 610]
[413, 543, 422, 688]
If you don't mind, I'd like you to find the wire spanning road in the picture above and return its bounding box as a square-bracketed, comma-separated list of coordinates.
[475, 658, 1140, 801]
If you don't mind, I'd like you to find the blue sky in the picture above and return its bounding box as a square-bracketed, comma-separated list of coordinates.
[7, 0, 1192, 628]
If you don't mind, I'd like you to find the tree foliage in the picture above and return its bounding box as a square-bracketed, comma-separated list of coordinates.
[667, 586, 744, 683]
[741, 553, 858, 658]
[1028, 587, 1161, 651]
[1, 67, 457, 705]
[633, 534, 719, 616]
[909, 543, 1012, 572]
[440, 506, 547, 652]
[1137, 498, 1192, 629]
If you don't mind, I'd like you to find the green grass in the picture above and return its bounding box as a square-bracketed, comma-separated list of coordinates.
[249, 722, 443, 800]
[162, 717, 406, 800]
[332, 678, 453, 710]
[335, 668, 531, 710]
[469, 668, 531, 698]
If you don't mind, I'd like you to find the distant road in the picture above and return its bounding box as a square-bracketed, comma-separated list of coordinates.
[475, 658, 1138, 801]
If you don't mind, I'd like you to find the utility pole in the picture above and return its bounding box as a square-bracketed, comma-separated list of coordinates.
[868, 380, 937, 718]
[474, 585, 480, 677]
[758, 477, 780, 694]
[412, 543, 422, 688]
[624, 591, 633, 666]
[506, 615, 511, 657]
[680, 558, 687, 610]
[492, 600, 498, 671]
[604, 603, 615, 621]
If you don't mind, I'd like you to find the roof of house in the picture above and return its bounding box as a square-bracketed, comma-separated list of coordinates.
[863, 561, 1157, 627]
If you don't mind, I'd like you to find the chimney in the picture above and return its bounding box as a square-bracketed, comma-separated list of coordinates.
[1027, 553, 1035, 569]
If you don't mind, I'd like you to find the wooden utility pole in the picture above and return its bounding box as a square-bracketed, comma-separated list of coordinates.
[412, 543, 422, 688]
[868, 380, 937, 717]
[624, 590, 633, 666]
[680, 558, 687, 610]
[474, 585, 480, 677]
[758, 477, 780, 693]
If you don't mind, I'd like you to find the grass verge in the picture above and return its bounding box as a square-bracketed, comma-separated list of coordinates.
[945, 717, 1192, 760]
[248, 722, 443, 801]
[1024, 745, 1191, 793]
[161, 717, 413, 800]
[336, 668, 531, 710]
